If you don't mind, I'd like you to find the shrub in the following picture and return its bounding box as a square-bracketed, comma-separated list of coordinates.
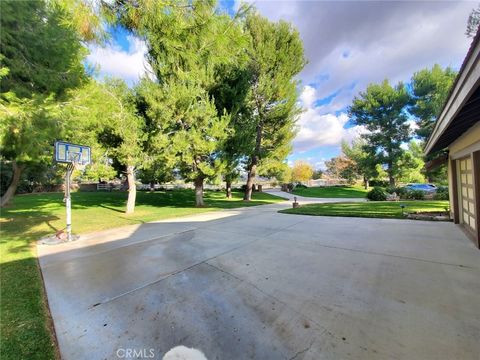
[287, 183, 295, 192]
[386, 186, 408, 197]
[295, 183, 307, 189]
[434, 186, 449, 200]
[405, 189, 425, 200]
[367, 187, 387, 201]
[369, 179, 389, 187]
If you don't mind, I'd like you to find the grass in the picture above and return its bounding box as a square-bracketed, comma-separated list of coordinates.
[0, 189, 284, 360]
[292, 185, 368, 198]
[279, 200, 450, 219]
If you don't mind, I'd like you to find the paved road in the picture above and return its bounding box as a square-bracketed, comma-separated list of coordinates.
[38, 197, 480, 360]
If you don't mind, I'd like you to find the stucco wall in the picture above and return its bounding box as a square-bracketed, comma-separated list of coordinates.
[447, 158, 454, 217]
[449, 121, 480, 157]
[447, 121, 480, 221]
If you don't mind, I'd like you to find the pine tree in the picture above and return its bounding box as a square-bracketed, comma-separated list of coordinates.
[0, 0, 87, 207]
[348, 80, 411, 187]
[111, 0, 248, 206]
[242, 13, 306, 201]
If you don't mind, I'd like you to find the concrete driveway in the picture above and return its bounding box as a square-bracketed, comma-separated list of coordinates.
[38, 197, 480, 360]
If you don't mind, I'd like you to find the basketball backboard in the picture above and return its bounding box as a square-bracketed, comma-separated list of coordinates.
[54, 141, 91, 165]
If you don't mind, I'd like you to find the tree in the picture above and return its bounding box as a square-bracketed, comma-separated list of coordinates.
[349, 80, 411, 186]
[324, 156, 357, 183]
[276, 164, 292, 184]
[113, 0, 246, 207]
[410, 64, 456, 184]
[342, 139, 378, 189]
[62, 79, 146, 214]
[0, 0, 86, 207]
[210, 64, 253, 199]
[0, 96, 61, 206]
[410, 64, 457, 141]
[466, 5, 480, 38]
[312, 169, 323, 180]
[396, 141, 426, 184]
[242, 13, 306, 200]
[291, 160, 313, 183]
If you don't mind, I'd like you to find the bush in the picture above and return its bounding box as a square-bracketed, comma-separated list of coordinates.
[434, 186, 449, 200]
[386, 186, 408, 197]
[405, 189, 425, 200]
[367, 187, 387, 201]
[295, 183, 307, 189]
[369, 179, 389, 187]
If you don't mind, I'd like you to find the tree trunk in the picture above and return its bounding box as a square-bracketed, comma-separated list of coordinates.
[125, 165, 136, 214]
[364, 177, 369, 190]
[150, 181, 155, 192]
[244, 122, 263, 201]
[388, 173, 395, 187]
[244, 162, 257, 201]
[194, 177, 205, 207]
[0, 162, 25, 207]
[226, 180, 232, 199]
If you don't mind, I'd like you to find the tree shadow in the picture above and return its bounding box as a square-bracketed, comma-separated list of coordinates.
[97, 204, 125, 213]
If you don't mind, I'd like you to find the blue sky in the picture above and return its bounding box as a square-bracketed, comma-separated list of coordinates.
[86, 1, 474, 170]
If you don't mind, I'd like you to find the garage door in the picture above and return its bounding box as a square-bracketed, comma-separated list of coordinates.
[459, 156, 476, 232]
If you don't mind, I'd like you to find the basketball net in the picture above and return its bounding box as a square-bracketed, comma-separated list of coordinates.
[67, 152, 86, 171]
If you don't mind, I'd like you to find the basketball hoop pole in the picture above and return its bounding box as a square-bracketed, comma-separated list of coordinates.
[65, 163, 74, 241]
[54, 141, 91, 242]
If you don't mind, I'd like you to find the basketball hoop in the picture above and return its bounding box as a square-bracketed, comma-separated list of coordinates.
[53, 141, 91, 242]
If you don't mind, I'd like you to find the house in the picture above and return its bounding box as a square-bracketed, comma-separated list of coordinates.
[425, 32, 480, 248]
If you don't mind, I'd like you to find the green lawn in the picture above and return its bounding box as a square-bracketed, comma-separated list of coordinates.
[279, 200, 450, 219]
[292, 185, 368, 198]
[0, 189, 284, 360]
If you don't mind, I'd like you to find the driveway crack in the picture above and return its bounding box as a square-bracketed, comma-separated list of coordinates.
[288, 342, 313, 360]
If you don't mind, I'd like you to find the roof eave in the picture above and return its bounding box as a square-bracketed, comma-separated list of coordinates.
[425, 33, 480, 155]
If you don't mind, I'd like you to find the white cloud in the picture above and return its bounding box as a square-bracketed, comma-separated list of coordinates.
[299, 85, 316, 108]
[406, 119, 419, 132]
[86, 35, 151, 84]
[314, 159, 327, 171]
[248, 1, 474, 158]
[253, 1, 473, 116]
[293, 86, 366, 152]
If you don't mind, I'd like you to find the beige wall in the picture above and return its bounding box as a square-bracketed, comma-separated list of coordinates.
[447, 159, 454, 216]
[447, 121, 480, 221]
[449, 121, 480, 158]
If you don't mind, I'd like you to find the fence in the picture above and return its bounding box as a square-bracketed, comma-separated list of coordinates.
[136, 181, 278, 191]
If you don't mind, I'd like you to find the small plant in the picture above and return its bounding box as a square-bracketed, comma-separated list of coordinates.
[367, 187, 387, 201]
[405, 189, 425, 200]
[434, 186, 449, 200]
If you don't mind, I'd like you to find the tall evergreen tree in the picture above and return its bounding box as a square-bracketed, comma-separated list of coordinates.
[0, 0, 87, 207]
[410, 64, 456, 183]
[466, 5, 480, 38]
[210, 64, 253, 198]
[242, 13, 306, 201]
[349, 80, 411, 186]
[111, 0, 247, 206]
[410, 64, 457, 141]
